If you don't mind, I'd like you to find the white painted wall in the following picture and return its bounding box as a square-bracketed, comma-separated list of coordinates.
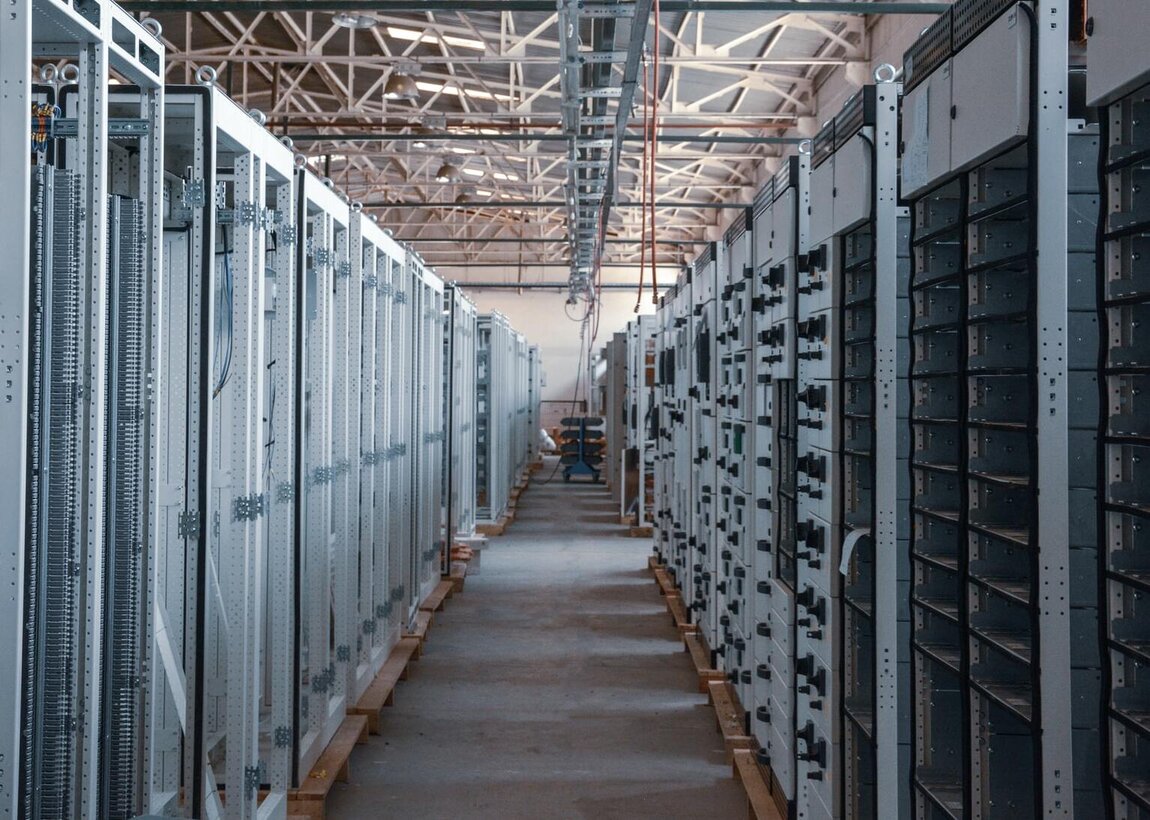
[458, 267, 664, 407]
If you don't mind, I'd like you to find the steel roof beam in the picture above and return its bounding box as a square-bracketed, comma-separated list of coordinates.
[288, 131, 804, 144]
[130, 1, 947, 11]
[367, 199, 749, 208]
[392, 237, 707, 243]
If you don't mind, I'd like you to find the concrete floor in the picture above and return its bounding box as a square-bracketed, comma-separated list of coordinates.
[328, 461, 746, 819]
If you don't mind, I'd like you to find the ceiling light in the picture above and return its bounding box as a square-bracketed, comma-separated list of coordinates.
[476, 189, 493, 196]
[507, 156, 526, 163]
[333, 12, 378, 28]
[463, 168, 484, 177]
[449, 146, 476, 155]
[384, 71, 419, 101]
[492, 172, 519, 181]
[455, 190, 474, 203]
[435, 162, 462, 183]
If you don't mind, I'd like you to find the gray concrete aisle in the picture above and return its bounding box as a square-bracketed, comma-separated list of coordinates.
[328, 460, 745, 819]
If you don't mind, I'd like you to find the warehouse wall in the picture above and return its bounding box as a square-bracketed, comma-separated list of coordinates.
[459, 264, 666, 406]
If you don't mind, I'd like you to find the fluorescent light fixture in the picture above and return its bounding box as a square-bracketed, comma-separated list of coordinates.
[507, 155, 527, 163]
[387, 26, 485, 51]
[476, 189, 493, 196]
[463, 168, 484, 177]
[492, 172, 519, 181]
[333, 12, 378, 28]
[449, 146, 476, 155]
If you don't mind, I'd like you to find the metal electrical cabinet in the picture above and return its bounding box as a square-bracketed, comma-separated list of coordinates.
[475, 313, 535, 526]
[1088, 3, 1150, 816]
[621, 316, 658, 525]
[791, 81, 910, 820]
[653, 270, 696, 591]
[692, 244, 723, 653]
[349, 212, 408, 703]
[296, 169, 357, 785]
[159, 84, 298, 820]
[1, 4, 164, 817]
[407, 252, 447, 611]
[750, 156, 808, 815]
[446, 285, 480, 545]
[605, 330, 628, 507]
[717, 209, 756, 711]
[527, 345, 543, 464]
[901, 1, 1100, 815]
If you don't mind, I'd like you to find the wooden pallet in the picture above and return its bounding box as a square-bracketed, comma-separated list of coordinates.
[684, 632, 725, 693]
[403, 609, 433, 658]
[419, 579, 454, 613]
[708, 680, 755, 762]
[652, 567, 676, 597]
[287, 714, 369, 820]
[476, 516, 510, 536]
[349, 636, 421, 734]
[732, 750, 786, 820]
[665, 593, 697, 636]
[628, 525, 654, 538]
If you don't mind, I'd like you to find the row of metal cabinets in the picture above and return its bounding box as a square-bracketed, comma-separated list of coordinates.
[0, 7, 540, 816]
[476, 312, 542, 525]
[602, 317, 659, 522]
[650, 1, 1150, 818]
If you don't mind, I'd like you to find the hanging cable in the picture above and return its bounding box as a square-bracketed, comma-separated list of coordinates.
[650, 0, 660, 304]
[635, 51, 651, 313]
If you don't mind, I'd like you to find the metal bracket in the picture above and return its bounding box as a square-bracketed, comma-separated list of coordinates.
[178, 510, 201, 540]
[182, 178, 206, 208]
[46, 117, 150, 138]
[244, 763, 263, 797]
[233, 493, 266, 522]
[376, 602, 390, 619]
[395, 290, 408, 304]
[363, 618, 377, 635]
[314, 247, 332, 268]
[336, 644, 351, 662]
[312, 466, 334, 485]
[364, 274, 378, 289]
[274, 726, 291, 748]
[336, 260, 352, 278]
[235, 200, 259, 227]
[277, 482, 295, 502]
[279, 223, 297, 246]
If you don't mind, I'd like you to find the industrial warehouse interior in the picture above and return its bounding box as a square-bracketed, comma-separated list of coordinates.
[2, 0, 1147, 818]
